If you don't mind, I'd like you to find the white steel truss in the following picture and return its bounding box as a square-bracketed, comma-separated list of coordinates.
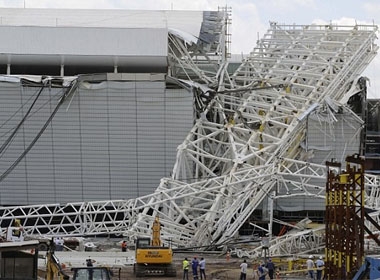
[0, 22, 379, 257]
[231, 226, 326, 259]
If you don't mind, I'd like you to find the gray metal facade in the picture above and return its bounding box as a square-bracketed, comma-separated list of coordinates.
[274, 111, 362, 212]
[0, 76, 193, 205]
[0, 26, 168, 75]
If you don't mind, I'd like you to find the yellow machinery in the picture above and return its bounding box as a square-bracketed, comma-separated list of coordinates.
[46, 239, 113, 280]
[134, 216, 176, 277]
[46, 239, 70, 280]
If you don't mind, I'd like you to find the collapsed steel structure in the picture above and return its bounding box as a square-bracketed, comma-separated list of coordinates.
[0, 17, 380, 257]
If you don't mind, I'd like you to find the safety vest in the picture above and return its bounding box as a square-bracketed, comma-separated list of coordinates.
[183, 260, 189, 270]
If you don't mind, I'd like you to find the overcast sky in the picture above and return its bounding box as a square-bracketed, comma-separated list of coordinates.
[0, 0, 379, 98]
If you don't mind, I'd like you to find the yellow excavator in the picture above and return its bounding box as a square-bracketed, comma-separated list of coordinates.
[134, 215, 176, 277]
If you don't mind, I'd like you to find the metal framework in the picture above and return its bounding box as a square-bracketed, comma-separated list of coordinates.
[325, 156, 365, 279]
[0, 21, 379, 258]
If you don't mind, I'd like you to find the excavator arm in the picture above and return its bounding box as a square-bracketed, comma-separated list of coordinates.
[46, 239, 69, 280]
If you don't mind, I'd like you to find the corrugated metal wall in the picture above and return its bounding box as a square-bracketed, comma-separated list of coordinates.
[0, 78, 193, 205]
[275, 112, 361, 212]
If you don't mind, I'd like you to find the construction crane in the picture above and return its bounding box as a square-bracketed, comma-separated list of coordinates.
[0, 22, 379, 258]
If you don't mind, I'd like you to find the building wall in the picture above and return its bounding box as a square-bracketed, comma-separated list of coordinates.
[0, 8, 205, 35]
[0, 77, 193, 205]
[0, 26, 168, 75]
[274, 111, 362, 212]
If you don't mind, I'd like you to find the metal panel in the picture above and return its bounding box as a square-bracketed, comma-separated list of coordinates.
[274, 112, 362, 212]
[0, 9, 204, 37]
[307, 113, 361, 164]
[0, 79, 193, 205]
[0, 26, 168, 69]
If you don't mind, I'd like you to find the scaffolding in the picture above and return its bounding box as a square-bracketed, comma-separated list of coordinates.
[325, 156, 365, 279]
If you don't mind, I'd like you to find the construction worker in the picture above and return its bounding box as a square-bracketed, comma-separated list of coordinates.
[306, 255, 315, 279]
[192, 256, 199, 280]
[315, 256, 325, 280]
[257, 263, 267, 280]
[266, 258, 275, 279]
[199, 257, 206, 280]
[240, 259, 248, 280]
[183, 257, 190, 280]
[86, 258, 95, 267]
[121, 240, 127, 252]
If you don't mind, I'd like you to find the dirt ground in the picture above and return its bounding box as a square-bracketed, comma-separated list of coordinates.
[42, 252, 306, 280]
[43, 252, 243, 280]
[117, 254, 243, 280]
[112, 253, 306, 280]
[36, 237, 307, 279]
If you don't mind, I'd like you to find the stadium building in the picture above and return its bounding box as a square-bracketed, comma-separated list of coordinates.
[0, 8, 378, 242]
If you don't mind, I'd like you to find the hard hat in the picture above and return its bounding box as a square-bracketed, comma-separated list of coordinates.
[319, 256, 323, 260]
[309, 255, 313, 259]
